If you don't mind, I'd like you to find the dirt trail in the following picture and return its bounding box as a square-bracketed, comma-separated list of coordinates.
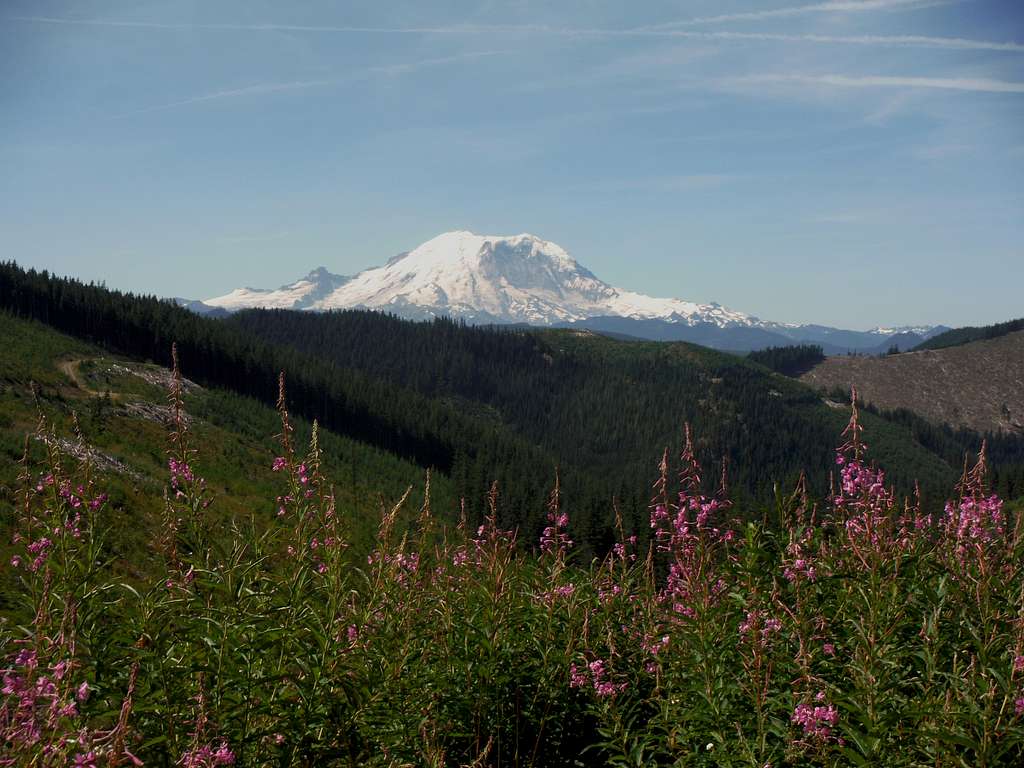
[58, 358, 124, 401]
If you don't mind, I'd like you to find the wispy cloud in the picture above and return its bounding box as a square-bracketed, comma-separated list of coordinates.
[12, 13, 1020, 54]
[109, 51, 504, 118]
[912, 142, 975, 159]
[22, 2, 953, 33]
[809, 211, 865, 223]
[660, 31, 1024, 52]
[215, 230, 293, 244]
[368, 52, 503, 76]
[863, 92, 917, 124]
[578, 174, 738, 193]
[112, 80, 332, 117]
[644, 0, 958, 28]
[8, 15, 536, 35]
[718, 73, 1024, 93]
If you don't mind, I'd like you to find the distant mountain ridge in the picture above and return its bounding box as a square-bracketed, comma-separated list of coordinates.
[201, 230, 945, 352]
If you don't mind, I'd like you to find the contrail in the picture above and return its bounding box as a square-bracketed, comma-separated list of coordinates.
[11, 13, 1020, 53]
[721, 73, 1024, 93]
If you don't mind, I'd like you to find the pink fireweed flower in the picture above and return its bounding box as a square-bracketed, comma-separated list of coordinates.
[739, 610, 783, 648]
[791, 695, 839, 742]
[642, 634, 671, 657]
[367, 551, 420, 585]
[539, 583, 576, 605]
[782, 527, 818, 583]
[470, 515, 517, 560]
[570, 658, 626, 697]
[942, 493, 1006, 568]
[271, 457, 287, 472]
[50, 660, 69, 681]
[26, 536, 53, 572]
[597, 583, 622, 603]
[168, 458, 195, 488]
[178, 741, 236, 767]
[783, 558, 816, 583]
[650, 503, 669, 531]
[612, 534, 638, 562]
[594, 680, 626, 697]
[539, 506, 572, 556]
[569, 663, 588, 689]
[589, 659, 626, 697]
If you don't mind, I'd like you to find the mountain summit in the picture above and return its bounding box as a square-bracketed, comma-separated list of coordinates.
[205, 230, 755, 327]
[202, 230, 942, 351]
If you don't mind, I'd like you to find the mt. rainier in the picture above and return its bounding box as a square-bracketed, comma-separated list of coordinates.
[202, 230, 943, 352]
[206, 230, 754, 327]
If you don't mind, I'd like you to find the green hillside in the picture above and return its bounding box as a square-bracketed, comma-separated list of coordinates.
[3, 262, 1023, 558]
[227, 308, 1014, 507]
[0, 312, 450, 611]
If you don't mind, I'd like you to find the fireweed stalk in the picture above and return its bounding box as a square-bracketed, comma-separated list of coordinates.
[1, 400, 138, 765]
[653, 427, 739, 751]
[139, 344, 241, 763]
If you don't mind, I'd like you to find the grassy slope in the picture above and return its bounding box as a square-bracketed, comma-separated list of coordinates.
[0, 313, 450, 610]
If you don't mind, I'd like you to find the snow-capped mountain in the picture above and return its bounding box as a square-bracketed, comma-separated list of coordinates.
[207, 231, 756, 327]
[867, 325, 942, 337]
[202, 230, 941, 352]
[203, 267, 351, 312]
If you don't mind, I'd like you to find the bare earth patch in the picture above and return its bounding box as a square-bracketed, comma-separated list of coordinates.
[800, 331, 1024, 434]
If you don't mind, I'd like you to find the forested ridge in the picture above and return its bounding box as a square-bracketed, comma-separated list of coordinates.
[3, 261, 1022, 553]
[225, 308, 1024, 506]
[747, 344, 826, 376]
[914, 317, 1024, 351]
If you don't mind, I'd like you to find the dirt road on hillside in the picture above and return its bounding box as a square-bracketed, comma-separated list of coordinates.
[58, 358, 124, 401]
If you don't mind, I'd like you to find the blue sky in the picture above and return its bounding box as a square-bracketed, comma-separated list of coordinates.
[2, 0, 1022, 329]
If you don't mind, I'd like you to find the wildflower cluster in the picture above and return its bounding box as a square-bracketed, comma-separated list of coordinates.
[791, 693, 840, 743]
